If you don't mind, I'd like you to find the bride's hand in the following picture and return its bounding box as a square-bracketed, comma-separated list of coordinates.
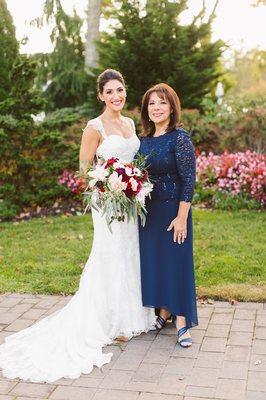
[167, 217, 187, 244]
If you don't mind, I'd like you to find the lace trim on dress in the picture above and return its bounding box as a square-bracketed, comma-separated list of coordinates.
[84, 118, 107, 139]
[174, 130, 196, 202]
[85, 117, 136, 140]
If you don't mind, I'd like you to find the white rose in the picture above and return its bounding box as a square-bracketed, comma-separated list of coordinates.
[108, 172, 127, 193]
[88, 165, 108, 181]
[129, 177, 139, 192]
[133, 167, 142, 177]
[136, 184, 153, 204]
[125, 167, 134, 177]
[113, 161, 124, 169]
[88, 178, 97, 189]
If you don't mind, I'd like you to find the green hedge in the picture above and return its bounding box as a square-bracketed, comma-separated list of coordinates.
[0, 97, 265, 220]
[0, 109, 90, 220]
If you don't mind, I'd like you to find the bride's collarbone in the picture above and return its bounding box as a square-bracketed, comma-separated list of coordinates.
[101, 117, 133, 139]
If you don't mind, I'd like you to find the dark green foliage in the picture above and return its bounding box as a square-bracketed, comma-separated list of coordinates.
[98, 0, 224, 109]
[212, 191, 261, 211]
[41, 104, 94, 130]
[34, 1, 90, 111]
[193, 182, 261, 211]
[0, 184, 19, 219]
[0, 0, 19, 102]
[0, 200, 19, 219]
[0, 56, 45, 120]
[121, 95, 266, 153]
[182, 95, 266, 153]
[0, 111, 82, 220]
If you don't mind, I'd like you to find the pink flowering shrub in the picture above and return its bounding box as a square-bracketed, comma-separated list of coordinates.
[58, 151, 265, 210]
[196, 151, 266, 207]
[58, 170, 83, 196]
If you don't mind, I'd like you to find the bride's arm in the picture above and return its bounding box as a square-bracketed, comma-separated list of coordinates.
[79, 126, 101, 174]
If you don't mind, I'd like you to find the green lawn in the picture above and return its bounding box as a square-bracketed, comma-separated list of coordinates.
[0, 210, 265, 301]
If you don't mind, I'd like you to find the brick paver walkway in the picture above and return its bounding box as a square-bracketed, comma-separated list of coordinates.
[0, 293, 265, 400]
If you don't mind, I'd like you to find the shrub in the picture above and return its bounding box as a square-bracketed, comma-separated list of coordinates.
[181, 108, 220, 152]
[196, 150, 265, 209]
[192, 95, 266, 153]
[0, 199, 19, 219]
[1, 94, 265, 219]
[0, 114, 82, 219]
[41, 104, 93, 130]
[58, 170, 84, 196]
[212, 191, 261, 211]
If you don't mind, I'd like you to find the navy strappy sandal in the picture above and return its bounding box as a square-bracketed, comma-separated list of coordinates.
[177, 326, 193, 348]
[155, 314, 172, 331]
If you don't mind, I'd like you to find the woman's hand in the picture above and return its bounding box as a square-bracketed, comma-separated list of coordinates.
[167, 217, 187, 244]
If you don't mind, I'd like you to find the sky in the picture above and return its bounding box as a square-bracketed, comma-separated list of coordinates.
[6, 0, 266, 57]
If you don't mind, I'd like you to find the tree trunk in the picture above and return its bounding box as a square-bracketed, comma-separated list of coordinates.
[85, 0, 101, 72]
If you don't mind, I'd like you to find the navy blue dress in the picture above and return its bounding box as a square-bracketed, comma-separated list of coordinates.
[139, 128, 198, 329]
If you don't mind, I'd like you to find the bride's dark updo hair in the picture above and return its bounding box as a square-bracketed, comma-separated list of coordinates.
[97, 69, 126, 94]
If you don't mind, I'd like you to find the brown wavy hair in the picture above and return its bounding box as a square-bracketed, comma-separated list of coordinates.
[97, 69, 125, 94]
[141, 83, 181, 136]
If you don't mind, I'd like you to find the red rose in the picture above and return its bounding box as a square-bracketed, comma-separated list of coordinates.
[122, 173, 130, 182]
[105, 157, 118, 168]
[124, 181, 134, 198]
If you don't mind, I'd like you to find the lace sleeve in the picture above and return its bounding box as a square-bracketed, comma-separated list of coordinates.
[174, 131, 196, 202]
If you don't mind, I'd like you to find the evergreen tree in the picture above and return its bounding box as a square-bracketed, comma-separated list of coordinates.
[0, 56, 45, 120]
[98, 0, 224, 109]
[0, 0, 19, 102]
[35, 0, 90, 111]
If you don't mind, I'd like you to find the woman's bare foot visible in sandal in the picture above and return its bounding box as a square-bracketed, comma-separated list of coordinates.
[176, 316, 192, 347]
[155, 308, 171, 330]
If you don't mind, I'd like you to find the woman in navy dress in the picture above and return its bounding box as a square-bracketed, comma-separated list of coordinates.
[139, 83, 198, 347]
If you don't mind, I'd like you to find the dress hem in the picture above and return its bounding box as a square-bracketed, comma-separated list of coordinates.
[143, 303, 198, 329]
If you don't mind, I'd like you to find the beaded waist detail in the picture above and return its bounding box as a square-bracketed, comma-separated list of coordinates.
[150, 174, 181, 201]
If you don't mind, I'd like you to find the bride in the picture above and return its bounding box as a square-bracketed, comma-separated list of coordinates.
[0, 69, 155, 383]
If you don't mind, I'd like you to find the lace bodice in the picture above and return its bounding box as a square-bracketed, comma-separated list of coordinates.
[139, 128, 196, 202]
[85, 117, 140, 162]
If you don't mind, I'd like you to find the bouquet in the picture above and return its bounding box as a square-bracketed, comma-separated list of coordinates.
[82, 155, 153, 229]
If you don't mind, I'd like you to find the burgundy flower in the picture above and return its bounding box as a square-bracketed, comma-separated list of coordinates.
[124, 182, 134, 198]
[116, 167, 126, 176]
[104, 157, 118, 168]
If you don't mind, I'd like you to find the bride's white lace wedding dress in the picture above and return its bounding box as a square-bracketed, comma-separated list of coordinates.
[0, 117, 155, 383]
